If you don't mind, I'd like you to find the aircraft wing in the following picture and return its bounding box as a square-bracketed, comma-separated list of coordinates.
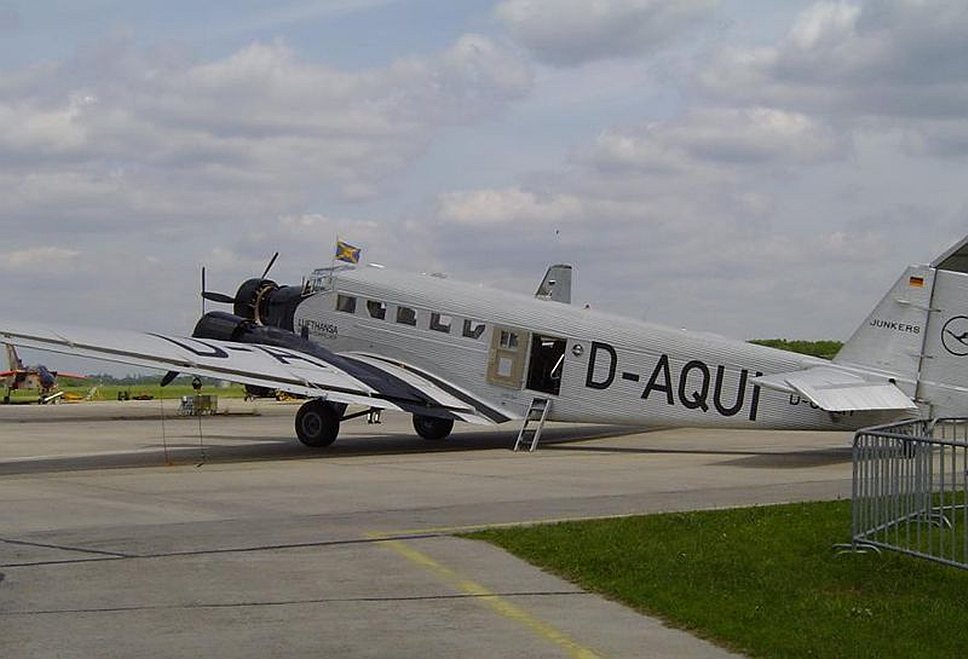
[753, 366, 917, 412]
[344, 352, 517, 425]
[0, 323, 491, 421]
[54, 372, 89, 380]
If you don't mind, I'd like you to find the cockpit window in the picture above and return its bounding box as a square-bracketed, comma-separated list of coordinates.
[429, 313, 452, 333]
[367, 300, 387, 320]
[336, 294, 357, 314]
[396, 306, 417, 326]
[463, 319, 486, 340]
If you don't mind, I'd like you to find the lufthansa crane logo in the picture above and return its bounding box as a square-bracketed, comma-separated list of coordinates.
[941, 316, 968, 356]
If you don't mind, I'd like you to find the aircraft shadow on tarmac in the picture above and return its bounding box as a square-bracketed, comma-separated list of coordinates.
[0, 424, 648, 475]
[542, 442, 853, 469]
[0, 419, 853, 475]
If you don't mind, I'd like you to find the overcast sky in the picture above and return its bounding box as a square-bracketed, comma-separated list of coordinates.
[3, 0, 968, 373]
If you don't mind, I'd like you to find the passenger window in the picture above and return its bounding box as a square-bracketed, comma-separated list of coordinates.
[462, 319, 486, 340]
[499, 330, 518, 349]
[396, 306, 417, 326]
[367, 300, 387, 320]
[336, 294, 357, 314]
[429, 313, 452, 333]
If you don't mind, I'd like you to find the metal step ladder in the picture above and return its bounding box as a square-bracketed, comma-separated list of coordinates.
[513, 397, 552, 452]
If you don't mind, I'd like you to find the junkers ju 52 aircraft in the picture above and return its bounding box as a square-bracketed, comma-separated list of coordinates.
[3, 234, 968, 449]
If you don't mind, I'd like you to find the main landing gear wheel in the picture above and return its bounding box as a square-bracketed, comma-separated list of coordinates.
[412, 415, 454, 441]
[295, 400, 340, 447]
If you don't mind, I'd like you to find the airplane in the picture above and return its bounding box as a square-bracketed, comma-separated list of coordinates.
[2, 344, 88, 404]
[3, 234, 968, 449]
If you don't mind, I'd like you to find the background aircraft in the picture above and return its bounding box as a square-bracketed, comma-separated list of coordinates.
[2, 344, 88, 404]
[3, 235, 968, 446]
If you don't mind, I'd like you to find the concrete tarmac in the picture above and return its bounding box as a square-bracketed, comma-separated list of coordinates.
[0, 399, 856, 657]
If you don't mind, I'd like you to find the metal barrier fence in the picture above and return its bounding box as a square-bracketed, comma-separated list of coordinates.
[851, 418, 968, 569]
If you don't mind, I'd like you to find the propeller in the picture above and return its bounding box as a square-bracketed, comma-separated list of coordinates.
[201, 284, 235, 306]
[261, 251, 279, 279]
[201, 265, 234, 304]
[200, 252, 279, 306]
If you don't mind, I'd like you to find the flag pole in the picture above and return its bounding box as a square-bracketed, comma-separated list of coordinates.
[328, 235, 338, 287]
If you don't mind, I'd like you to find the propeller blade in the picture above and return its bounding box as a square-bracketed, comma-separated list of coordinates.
[201, 266, 207, 315]
[160, 371, 180, 387]
[201, 291, 236, 304]
[261, 252, 279, 280]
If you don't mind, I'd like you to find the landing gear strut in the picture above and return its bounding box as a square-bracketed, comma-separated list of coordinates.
[412, 414, 454, 441]
[295, 400, 341, 447]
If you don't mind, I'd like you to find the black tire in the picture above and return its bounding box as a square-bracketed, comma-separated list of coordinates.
[412, 415, 454, 441]
[295, 400, 340, 447]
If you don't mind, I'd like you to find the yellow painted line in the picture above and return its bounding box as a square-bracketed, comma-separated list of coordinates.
[370, 534, 601, 659]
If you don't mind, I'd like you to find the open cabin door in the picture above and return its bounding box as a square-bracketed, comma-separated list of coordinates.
[487, 326, 529, 389]
[526, 334, 567, 396]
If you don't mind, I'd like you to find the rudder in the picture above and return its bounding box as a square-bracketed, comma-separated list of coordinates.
[834, 235, 968, 416]
[4, 343, 23, 371]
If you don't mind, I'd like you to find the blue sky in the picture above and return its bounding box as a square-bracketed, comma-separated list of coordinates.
[3, 1, 968, 374]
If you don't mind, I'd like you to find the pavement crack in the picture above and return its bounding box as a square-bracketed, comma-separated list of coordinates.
[0, 537, 134, 559]
[0, 590, 590, 616]
[1, 532, 444, 568]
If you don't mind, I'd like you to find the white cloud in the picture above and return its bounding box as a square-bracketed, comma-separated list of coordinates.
[0, 246, 80, 273]
[0, 34, 533, 234]
[582, 107, 845, 175]
[699, 0, 968, 154]
[496, 0, 716, 66]
[437, 187, 583, 226]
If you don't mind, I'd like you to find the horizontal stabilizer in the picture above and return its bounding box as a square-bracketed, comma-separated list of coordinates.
[753, 367, 917, 412]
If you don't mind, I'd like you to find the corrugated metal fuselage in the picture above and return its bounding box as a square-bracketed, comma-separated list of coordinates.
[291, 268, 903, 431]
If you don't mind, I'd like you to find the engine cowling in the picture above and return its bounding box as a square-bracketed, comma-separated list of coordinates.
[225, 278, 305, 331]
[193, 310, 345, 361]
[232, 278, 278, 324]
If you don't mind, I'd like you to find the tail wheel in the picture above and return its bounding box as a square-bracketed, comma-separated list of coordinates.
[295, 400, 340, 447]
[412, 415, 454, 441]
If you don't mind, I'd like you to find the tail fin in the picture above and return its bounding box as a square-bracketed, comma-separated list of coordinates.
[834, 235, 968, 416]
[5, 343, 23, 371]
[534, 264, 572, 304]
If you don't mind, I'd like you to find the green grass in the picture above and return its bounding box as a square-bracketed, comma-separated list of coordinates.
[749, 339, 844, 360]
[4, 382, 247, 403]
[469, 501, 968, 658]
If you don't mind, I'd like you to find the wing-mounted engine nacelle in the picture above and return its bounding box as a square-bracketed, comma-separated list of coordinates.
[193, 310, 311, 352]
[192, 309, 324, 400]
[192, 310, 254, 343]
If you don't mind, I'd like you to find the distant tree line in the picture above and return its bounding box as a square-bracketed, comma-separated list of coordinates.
[748, 339, 843, 360]
[84, 374, 227, 386]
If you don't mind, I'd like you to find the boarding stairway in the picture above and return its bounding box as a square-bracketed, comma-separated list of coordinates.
[513, 397, 552, 452]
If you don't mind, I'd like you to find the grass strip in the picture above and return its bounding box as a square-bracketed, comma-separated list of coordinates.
[468, 500, 968, 658]
[4, 383, 247, 403]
